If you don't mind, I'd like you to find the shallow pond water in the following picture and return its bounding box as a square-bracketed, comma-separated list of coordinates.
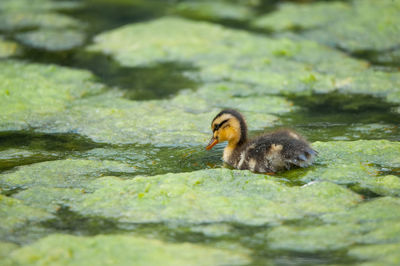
[1, 0, 400, 265]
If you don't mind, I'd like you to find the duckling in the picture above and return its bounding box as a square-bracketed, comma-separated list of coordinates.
[206, 109, 316, 173]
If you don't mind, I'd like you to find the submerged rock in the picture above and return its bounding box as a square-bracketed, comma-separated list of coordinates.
[8, 234, 250, 266]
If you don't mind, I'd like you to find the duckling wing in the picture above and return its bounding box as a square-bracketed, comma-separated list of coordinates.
[245, 133, 316, 172]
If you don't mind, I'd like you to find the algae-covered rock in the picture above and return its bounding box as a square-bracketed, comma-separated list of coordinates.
[0, 195, 53, 237]
[88, 17, 400, 103]
[9, 234, 250, 266]
[0, 60, 103, 131]
[170, 1, 254, 23]
[16, 29, 85, 51]
[69, 169, 361, 225]
[0, 159, 135, 189]
[0, 37, 20, 58]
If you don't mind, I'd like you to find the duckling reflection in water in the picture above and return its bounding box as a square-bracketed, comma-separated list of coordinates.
[206, 109, 317, 173]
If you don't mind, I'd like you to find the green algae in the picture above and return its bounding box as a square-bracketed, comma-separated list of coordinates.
[262, 197, 400, 255]
[0, 194, 53, 238]
[9, 234, 250, 266]
[16, 29, 85, 51]
[0, 0, 81, 12]
[363, 175, 400, 197]
[170, 1, 254, 23]
[252, 1, 350, 32]
[88, 17, 400, 103]
[0, 148, 59, 173]
[43, 85, 286, 146]
[0, 37, 20, 58]
[13, 187, 85, 213]
[0, 59, 291, 146]
[254, 0, 400, 54]
[68, 169, 361, 225]
[0, 159, 135, 189]
[0, 60, 103, 131]
[349, 243, 400, 266]
[0, 241, 18, 266]
[285, 140, 400, 197]
[0, 12, 81, 31]
[0, 0, 84, 52]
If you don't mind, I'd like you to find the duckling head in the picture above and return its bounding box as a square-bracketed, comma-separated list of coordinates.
[206, 109, 247, 150]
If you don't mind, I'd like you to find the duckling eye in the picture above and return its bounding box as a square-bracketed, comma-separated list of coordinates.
[213, 119, 229, 132]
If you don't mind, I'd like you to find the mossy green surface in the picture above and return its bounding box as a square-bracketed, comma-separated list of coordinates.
[170, 1, 254, 23]
[0, 12, 81, 31]
[88, 17, 400, 103]
[0, 0, 80, 12]
[0, 194, 53, 237]
[254, 0, 400, 53]
[40, 86, 286, 146]
[16, 29, 85, 51]
[9, 234, 250, 266]
[0, 241, 18, 266]
[0, 60, 103, 131]
[349, 243, 400, 266]
[0, 60, 290, 145]
[265, 197, 400, 253]
[288, 140, 400, 196]
[0, 159, 135, 189]
[0, 37, 19, 58]
[69, 169, 361, 225]
[252, 1, 350, 32]
[0, 0, 83, 51]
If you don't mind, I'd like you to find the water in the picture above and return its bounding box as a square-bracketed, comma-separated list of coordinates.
[1, 0, 400, 264]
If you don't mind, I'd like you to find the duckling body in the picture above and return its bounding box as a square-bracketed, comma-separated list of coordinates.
[206, 109, 316, 173]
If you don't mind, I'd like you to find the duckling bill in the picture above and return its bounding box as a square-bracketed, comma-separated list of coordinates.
[206, 109, 316, 173]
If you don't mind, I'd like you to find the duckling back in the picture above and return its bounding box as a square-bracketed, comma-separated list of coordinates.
[229, 130, 316, 173]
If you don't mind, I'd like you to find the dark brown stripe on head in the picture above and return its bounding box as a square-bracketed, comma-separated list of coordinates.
[212, 109, 247, 145]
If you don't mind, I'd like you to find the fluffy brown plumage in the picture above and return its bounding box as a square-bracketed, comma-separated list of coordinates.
[206, 109, 316, 173]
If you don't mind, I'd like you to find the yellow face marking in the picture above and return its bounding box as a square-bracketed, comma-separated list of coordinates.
[211, 114, 241, 144]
